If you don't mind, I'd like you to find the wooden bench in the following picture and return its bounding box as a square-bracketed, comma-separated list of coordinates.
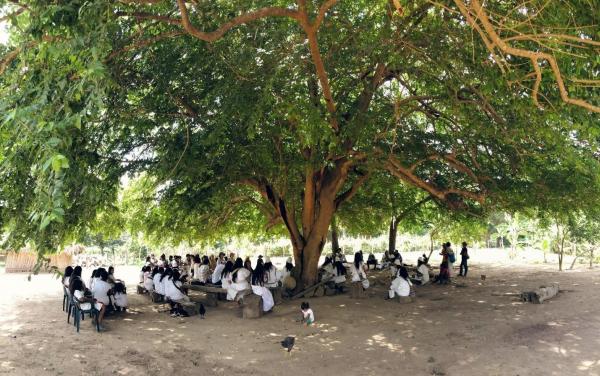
[183, 284, 227, 307]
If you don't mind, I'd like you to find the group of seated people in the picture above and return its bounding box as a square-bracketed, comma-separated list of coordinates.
[317, 248, 435, 299]
[140, 252, 296, 316]
[62, 265, 129, 331]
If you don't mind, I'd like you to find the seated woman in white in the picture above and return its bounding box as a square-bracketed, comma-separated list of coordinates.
[62, 266, 73, 289]
[71, 278, 106, 330]
[211, 259, 226, 285]
[91, 269, 113, 308]
[220, 261, 234, 290]
[280, 257, 294, 281]
[388, 266, 412, 299]
[320, 257, 335, 281]
[113, 282, 129, 311]
[411, 257, 430, 285]
[226, 258, 251, 301]
[144, 267, 155, 292]
[332, 261, 347, 284]
[153, 268, 166, 297]
[250, 264, 275, 312]
[164, 270, 190, 304]
[263, 257, 279, 288]
[196, 256, 210, 284]
[349, 252, 368, 288]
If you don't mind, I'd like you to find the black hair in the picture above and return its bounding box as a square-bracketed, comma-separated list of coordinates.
[193, 254, 201, 264]
[301, 302, 310, 310]
[252, 262, 265, 286]
[462, 242, 467, 247]
[70, 278, 84, 295]
[172, 269, 181, 282]
[151, 266, 160, 277]
[160, 267, 173, 282]
[222, 260, 234, 278]
[264, 261, 274, 271]
[98, 269, 109, 281]
[234, 257, 244, 270]
[202, 256, 209, 265]
[108, 266, 114, 275]
[321, 257, 332, 268]
[73, 265, 82, 278]
[446, 242, 451, 247]
[285, 262, 293, 272]
[353, 252, 363, 271]
[334, 261, 346, 276]
[399, 266, 409, 281]
[114, 282, 127, 294]
[160, 254, 166, 260]
[64, 266, 73, 278]
[91, 269, 98, 278]
[244, 258, 253, 271]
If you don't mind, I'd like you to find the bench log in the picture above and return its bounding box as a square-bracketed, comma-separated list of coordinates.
[350, 281, 367, 299]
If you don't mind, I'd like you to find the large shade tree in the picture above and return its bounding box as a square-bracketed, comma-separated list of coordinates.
[0, 0, 598, 285]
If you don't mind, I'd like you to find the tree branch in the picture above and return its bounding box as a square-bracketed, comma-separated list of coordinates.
[176, 0, 301, 42]
[452, 0, 600, 113]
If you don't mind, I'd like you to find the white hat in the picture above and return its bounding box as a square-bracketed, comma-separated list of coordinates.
[418, 257, 424, 262]
[394, 259, 402, 266]
[264, 256, 271, 263]
[286, 257, 293, 264]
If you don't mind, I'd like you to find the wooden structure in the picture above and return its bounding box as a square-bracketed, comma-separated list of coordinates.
[239, 294, 263, 319]
[5, 251, 72, 273]
[183, 284, 228, 307]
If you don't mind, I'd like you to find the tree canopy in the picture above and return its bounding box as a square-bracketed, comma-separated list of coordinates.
[0, 0, 598, 284]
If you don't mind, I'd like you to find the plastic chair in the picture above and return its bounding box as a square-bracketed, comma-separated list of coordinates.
[62, 286, 69, 312]
[71, 297, 100, 333]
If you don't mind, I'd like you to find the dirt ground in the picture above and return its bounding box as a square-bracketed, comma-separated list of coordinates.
[2, 254, 600, 376]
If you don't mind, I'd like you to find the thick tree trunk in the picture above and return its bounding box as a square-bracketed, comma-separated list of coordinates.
[388, 216, 398, 253]
[330, 217, 339, 252]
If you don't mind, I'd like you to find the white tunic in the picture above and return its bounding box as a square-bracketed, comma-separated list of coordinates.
[211, 263, 225, 284]
[251, 284, 275, 312]
[349, 262, 367, 282]
[153, 274, 165, 295]
[226, 268, 251, 300]
[389, 277, 412, 298]
[91, 279, 112, 306]
[143, 271, 154, 292]
[164, 278, 188, 302]
[74, 290, 102, 311]
[114, 292, 128, 308]
[264, 266, 279, 287]
[418, 264, 430, 284]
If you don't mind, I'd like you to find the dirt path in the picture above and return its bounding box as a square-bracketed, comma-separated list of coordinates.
[1, 263, 600, 376]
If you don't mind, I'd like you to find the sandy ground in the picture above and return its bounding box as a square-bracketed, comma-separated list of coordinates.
[1, 252, 600, 376]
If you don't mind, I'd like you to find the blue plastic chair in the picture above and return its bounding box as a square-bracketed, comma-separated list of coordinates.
[62, 286, 70, 312]
[71, 296, 100, 333]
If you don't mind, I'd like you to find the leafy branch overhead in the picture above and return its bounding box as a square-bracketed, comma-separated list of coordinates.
[0, 0, 598, 285]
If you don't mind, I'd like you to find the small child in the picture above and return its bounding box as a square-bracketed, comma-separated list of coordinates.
[113, 282, 129, 312]
[300, 302, 314, 326]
